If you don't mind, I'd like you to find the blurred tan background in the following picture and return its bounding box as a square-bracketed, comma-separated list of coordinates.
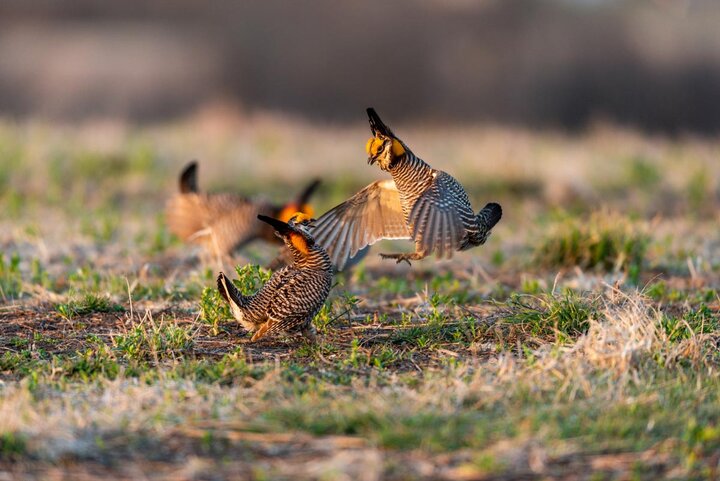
[2, 0, 720, 133]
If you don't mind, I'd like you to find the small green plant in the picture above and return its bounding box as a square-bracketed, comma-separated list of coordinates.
[391, 324, 446, 349]
[113, 320, 194, 362]
[374, 276, 412, 296]
[80, 212, 119, 244]
[143, 214, 178, 255]
[199, 287, 231, 335]
[645, 281, 667, 301]
[661, 304, 719, 342]
[30, 258, 52, 289]
[0, 351, 35, 374]
[344, 338, 363, 369]
[232, 264, 273, 295]
[0, 432, 27, 459]
[67, 267, 102, 292]
[55, 347, 121, 381]
[313, 303, 334, 333]
[521, 277, 542, 294]
[0, 253, 22, 300]
[491, 250, 505, 267]
[314, 292, 359, 333]
[370, 345, 398, 369]
[55, 293, 124, 320]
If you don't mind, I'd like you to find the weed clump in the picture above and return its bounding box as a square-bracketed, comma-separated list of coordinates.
[534, 210, 649, 280]
[661, 304, 719, 342]
[55, 347, 121, 381]
[0, 432, 27, 460]
[0, 253, 22, 300]
[113, 319, 194, 362]
[504, 291, 598, 342]
[199, 288, 231, 335]
[55, 293, 125, 320]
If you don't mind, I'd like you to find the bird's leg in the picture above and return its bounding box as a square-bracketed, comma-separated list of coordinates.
[250, 321, 272, 342]
[379, 252, 424, 265]
[301, 324, 318, 343]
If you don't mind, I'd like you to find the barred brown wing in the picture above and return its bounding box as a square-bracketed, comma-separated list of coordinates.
[408, 171, 469, 259]
[311, 179, 411, 270]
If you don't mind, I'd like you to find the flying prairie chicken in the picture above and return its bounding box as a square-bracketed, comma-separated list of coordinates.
[217, 213, 333, 342]
[311, 108, 502, 270]
[166, 161, 320, 259]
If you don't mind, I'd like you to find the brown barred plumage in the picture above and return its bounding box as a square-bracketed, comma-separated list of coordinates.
[311, 108, 502, 270]
[217, 213, 333, 342]
[165, 161, 319, 258]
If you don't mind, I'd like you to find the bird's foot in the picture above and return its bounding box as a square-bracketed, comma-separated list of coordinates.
[379, 252, 418, 265]
[301, 324, 318, 344]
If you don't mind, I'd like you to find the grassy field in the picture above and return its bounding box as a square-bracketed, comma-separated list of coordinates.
[0, 112, 719, 480]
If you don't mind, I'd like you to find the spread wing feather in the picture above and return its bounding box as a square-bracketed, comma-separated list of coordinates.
[408, 172, 467, 259]
[311, 179, 411, 271]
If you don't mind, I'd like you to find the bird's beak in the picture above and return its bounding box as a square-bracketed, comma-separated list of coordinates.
[367, 155, 377, 165]
[257, 214, 292, 238]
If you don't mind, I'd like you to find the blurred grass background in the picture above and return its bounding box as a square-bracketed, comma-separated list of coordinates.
[1, 0, 719, 287]
[1, 0, 720, 133]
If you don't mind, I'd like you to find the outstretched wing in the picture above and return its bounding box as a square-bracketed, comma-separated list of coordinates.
[311, 179, 411, 271]
[408, 171, 470, 259]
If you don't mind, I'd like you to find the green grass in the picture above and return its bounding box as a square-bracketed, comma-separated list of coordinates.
[113, 319, 195, 362]
[661, 304, 719, 342]
[534, 210, 650, 282]
[502, 291, 598, 343]
[0, 253, 22, 300]
[199, 287, 231, 335]
[215, 365, 720, 463]
[0, 119, 719, 478]
[0, 432, 27, 460]
[55, 293, 125, 320]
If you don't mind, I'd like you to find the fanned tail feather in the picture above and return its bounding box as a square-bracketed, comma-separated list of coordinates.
[296, 178, 321, 205]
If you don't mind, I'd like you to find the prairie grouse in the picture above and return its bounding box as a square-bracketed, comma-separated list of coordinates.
[311, 108, 501, 269]
[217, 213, 333, 342]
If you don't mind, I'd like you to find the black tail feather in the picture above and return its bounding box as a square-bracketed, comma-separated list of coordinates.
[217, 272, 248, 308]
[478, 202, 502, 231]
[179, 161, 199, 193]
[297, 178, 321, 205]
[216, 272, 232, 303]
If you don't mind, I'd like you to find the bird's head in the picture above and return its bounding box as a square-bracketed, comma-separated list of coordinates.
[257, 213, 316, 256]
[287, 212, 316, 233]
[276, 178, 320, 224]
[365, 108, 406, 171]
